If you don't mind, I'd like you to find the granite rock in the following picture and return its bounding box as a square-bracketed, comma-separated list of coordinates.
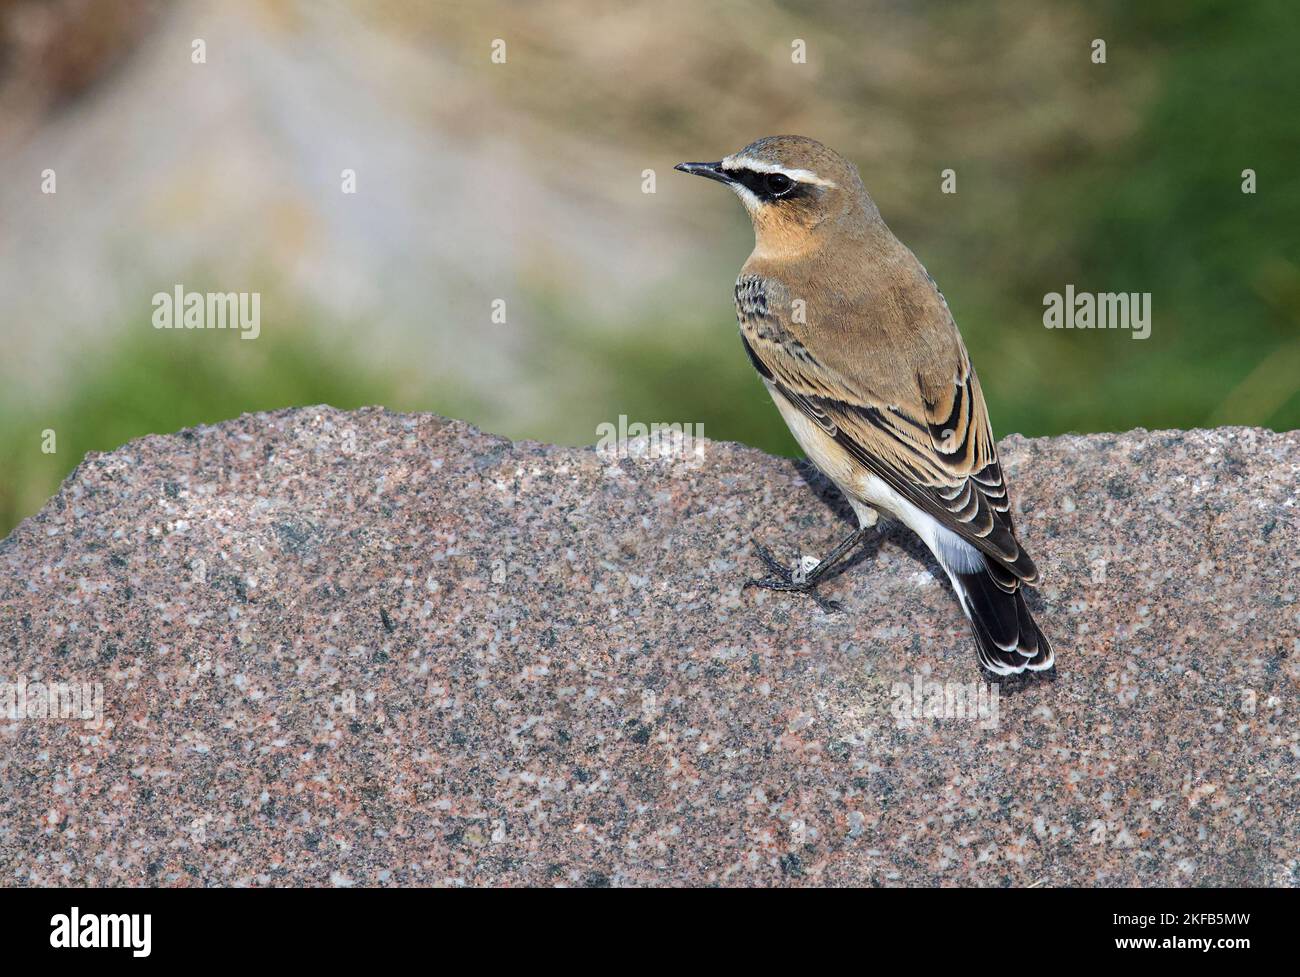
[1, 407, 1297, 887]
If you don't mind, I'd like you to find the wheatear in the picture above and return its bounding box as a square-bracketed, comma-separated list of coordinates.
[676, 136, 1054, 676]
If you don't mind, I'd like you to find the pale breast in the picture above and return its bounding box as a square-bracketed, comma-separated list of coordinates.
[764, 380, 901, 529]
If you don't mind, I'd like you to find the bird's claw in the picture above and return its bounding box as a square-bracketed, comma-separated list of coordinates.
[743, 538, 843, 613]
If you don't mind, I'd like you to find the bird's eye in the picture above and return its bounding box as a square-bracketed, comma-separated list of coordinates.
[765, 173, 793, 196]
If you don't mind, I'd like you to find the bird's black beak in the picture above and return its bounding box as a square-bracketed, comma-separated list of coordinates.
[674, 161, 734, 185]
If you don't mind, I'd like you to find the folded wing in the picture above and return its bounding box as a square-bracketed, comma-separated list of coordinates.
[736, 277, 1039, 589]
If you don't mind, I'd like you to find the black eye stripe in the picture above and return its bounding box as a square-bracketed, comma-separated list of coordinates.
[723, 167, 811, 203]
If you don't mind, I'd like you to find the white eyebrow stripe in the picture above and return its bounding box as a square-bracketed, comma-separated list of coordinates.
[721, 155, 838, 188]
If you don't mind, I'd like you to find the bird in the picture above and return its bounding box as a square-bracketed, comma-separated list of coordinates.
[675, 135, 1054, 676]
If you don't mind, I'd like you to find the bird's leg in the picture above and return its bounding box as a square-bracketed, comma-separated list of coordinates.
[744, 526, 873, 613]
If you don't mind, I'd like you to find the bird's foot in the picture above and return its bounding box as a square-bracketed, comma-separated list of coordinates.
[743, 539, 844, 613]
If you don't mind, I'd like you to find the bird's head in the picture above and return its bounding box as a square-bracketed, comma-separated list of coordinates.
[675, 135, 874, 257]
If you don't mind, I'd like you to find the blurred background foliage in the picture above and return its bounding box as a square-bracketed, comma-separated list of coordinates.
[1, 0, 1297, 537]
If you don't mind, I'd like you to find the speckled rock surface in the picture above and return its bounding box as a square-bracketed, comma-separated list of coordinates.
[1, 407, 1297, 887]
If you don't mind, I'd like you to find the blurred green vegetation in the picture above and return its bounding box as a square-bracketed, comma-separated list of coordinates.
[978, 0, 1300, 436]
[0, 297, 472, 536]
[2, 0, 1298, 539]
[519, 284, 804, 457]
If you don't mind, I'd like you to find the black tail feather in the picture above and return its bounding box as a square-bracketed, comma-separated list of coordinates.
[954, 562, 1054, 676]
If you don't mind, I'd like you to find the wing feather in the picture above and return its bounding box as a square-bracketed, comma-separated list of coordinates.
[736, 275, 1038, 584]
